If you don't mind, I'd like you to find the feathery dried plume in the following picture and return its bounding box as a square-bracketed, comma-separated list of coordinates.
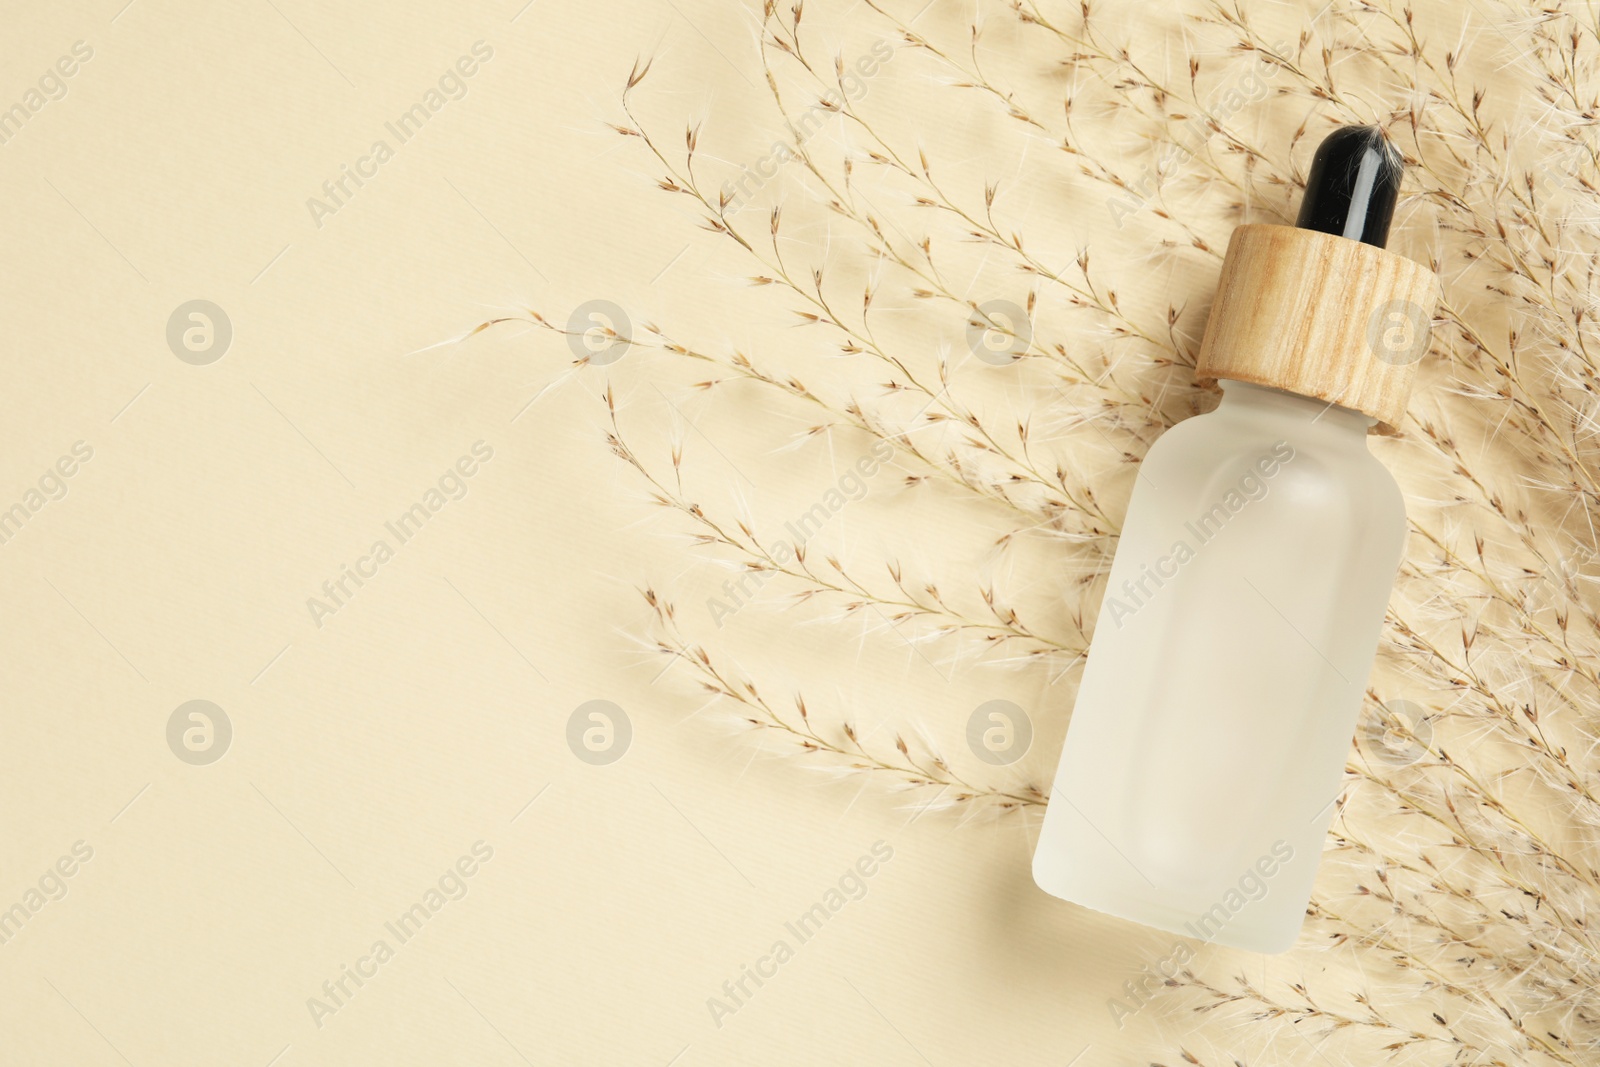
[476, 0, 1600, 1060]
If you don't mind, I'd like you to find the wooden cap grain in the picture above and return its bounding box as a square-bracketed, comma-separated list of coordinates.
[1195, 224, 1439, 434]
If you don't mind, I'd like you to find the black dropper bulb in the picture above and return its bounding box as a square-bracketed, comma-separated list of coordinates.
[1294, 126, 1403, 249]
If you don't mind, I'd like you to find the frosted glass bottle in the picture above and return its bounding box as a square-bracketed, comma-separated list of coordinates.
[1031, 380, 1405, 952]
[1031, 125, 1437, 952]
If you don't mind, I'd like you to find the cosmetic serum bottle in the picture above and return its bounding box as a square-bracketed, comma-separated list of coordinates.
[1031, 127, 1438, 953]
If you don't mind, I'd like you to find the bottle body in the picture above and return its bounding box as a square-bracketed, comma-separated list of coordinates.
[1032, 381, 1406, 953]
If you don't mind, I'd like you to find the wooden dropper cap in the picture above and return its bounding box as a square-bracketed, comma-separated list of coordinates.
[1195, 126, 1438, 434]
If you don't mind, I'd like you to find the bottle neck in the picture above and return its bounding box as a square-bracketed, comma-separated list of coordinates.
[1217, 380, 1374, 438]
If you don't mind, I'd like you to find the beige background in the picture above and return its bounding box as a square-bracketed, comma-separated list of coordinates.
[0, 1, 1363, 1064]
